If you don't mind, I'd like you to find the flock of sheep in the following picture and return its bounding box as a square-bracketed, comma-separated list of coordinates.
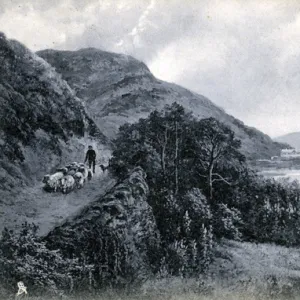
[42, 162, 93, 194]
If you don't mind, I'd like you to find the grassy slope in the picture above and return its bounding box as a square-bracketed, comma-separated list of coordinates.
[210, 240, 300, 291]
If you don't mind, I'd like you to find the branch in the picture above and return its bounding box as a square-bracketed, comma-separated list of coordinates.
[213, 145, 225, 160]
[196, 158, 210, 170]
[196, 170, 207, 179]
[212, 173, 232, 185]
[155, 134, 162, 145]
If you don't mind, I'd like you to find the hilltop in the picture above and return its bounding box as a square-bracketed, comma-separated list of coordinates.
[37, 48, 285, 160]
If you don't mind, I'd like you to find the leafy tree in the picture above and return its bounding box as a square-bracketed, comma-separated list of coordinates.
[111, 104, 245, 201]
[110, 103, 247, 249]
[190, 117, 245, 202]
[108, 103, 300, 270]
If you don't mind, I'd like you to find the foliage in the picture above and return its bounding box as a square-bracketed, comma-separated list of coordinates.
[0, 222, 94, 296]
[189, 118, 245, 201]
[110, 103, 245, 201]
[213, 204, 243, 240]
[110, 102, 245, 232]
[110, 102, 300, 257]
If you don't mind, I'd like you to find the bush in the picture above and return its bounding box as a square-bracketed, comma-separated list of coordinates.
[0, 222, 93, 296]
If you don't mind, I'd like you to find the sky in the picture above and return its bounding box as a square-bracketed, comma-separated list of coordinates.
[1, 0, 300, 138]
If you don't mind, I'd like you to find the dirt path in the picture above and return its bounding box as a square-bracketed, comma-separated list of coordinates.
[0, 167, 116, 236]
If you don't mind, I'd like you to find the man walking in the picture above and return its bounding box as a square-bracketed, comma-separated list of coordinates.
[85, 145, 96, 173]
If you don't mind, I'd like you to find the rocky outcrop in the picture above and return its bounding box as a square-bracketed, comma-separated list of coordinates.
[44, 167, 160, 285]
[0, 33, 107, 192]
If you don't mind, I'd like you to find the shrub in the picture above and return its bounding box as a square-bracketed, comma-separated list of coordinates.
[0, 222, 93, 296]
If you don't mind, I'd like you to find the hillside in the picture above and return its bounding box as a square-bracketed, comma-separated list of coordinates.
[37, 48, 285, 159]
[275, 132, 300, 149]
[0, 33, 107, 194]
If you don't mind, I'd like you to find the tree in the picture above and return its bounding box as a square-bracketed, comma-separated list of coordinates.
[111, 103, 193, 194]
[191, 117, 245, 202]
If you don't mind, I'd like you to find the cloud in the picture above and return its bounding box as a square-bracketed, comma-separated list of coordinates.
[1, 0, 300, 137]
[128, 0, 157, 43]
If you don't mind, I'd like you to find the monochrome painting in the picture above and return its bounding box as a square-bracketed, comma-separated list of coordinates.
[0, 1, 299, 299]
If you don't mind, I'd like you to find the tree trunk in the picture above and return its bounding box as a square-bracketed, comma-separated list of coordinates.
[175, 121, 179, 195]
[160, 127, 168, 178]
[208, 163, 214, 201]
[161, 146, 166, 176]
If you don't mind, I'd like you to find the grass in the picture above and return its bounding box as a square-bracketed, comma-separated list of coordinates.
[3, 276, 300, 300]
[4, 240, 300, 299]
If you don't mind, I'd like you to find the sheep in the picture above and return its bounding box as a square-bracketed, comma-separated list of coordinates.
[70, 162, 79, 168]
[74, 172, 84, 189]
[60, 175, 75, 194]
[56, 167, 68, 174]
[78, 166, 89, 181]
[67, 169, 77, 176]
[42, 171, 65, 192]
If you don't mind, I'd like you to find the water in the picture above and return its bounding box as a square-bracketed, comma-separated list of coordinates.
[258, 169, 300, 182]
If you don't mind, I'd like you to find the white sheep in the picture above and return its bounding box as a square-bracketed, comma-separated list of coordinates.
[42, 172, 64, 192]
[78, 166, 89, 181]
[67, 169, 77, 176]
[60, 175, 75, 194]
[70, 162, 79, 168]
[74, 172, 84, 189]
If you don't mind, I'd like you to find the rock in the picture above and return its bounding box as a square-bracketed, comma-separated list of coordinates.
[44, 167, 160, 286]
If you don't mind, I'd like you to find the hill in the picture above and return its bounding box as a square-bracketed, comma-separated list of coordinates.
[0, 33, 107, 194]
[274, 132, 300, 149]
[37, 48, 285, 160]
